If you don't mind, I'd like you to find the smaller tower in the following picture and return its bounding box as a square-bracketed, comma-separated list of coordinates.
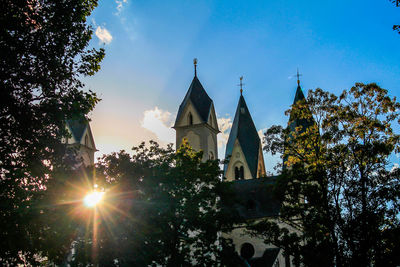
[173, 59, 219, 161]
[224, 77, 266, 181]
[65, 118, 97, 166]
[284, 70, 316, 167]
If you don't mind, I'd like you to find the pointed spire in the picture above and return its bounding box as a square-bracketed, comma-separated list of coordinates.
[238, 76, 244, 95]
[193, 58, 198, 77]
[224, 92, 262, 179]
[296, 68, 302, 86]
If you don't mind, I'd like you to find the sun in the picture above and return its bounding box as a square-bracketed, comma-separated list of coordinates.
[84, 191, 104, 207]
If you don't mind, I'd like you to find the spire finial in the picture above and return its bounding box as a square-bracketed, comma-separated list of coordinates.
[238, 76, 244, 95]
[193, 58, 198, 77]
[296, 68, 302, 86]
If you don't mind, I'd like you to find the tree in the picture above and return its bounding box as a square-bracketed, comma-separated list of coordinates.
[0, 0, 103, 264]
[250, 84, 400, 266]
[71, 141, 239, 266]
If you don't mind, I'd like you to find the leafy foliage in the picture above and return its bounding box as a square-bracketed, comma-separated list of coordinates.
[390, 0, 400, 34]
[251, 84, 400, 266]
[0, 0, 103, 264]
[72, 141, 239, 266]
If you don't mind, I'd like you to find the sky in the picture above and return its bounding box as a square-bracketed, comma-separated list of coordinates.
[84, 0, 400, 172]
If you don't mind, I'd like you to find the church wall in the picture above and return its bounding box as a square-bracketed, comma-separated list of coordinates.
[185, 130, 201, 151]
[208, 104, 219, 130]
[256, 146, 266, 178]
[78, 145, 95, 166]
[176, 125, 218, 161]
[64, 123, 96, 167]
[225, 225, 273, 258]
[175, 101, 202, 127]
[225, 140, 253, 181]
[207, 133, 216, 160]
[224, 219, 298, 266]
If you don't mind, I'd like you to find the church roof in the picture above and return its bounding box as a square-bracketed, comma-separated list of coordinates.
[67, 118, 87, 142]
[174, 76, 213, 126]
[224, 94, 261, 179]
[294, 84, 306, 104]
[66, 118, 97, 149]
[229, 177, 281, 220]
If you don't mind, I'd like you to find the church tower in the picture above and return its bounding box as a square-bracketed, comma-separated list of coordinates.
[173, 59, 219, 161]
[284, 70, 316, 167]
[223, 78, 266, 181]
[65, 117, 97, 166]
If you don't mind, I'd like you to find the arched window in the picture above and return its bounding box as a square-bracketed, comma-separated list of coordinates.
[235, 165, 245, 180]
[188, 112, 193, 125]
[240, 243, 255, 260]
[235, 167, 240, 180]
[209, 151, 214, 160]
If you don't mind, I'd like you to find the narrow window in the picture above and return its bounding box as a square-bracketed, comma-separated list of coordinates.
[235, 167, 239, 180]
[188, 112, 193, 125]
[209, 151, 214, 160]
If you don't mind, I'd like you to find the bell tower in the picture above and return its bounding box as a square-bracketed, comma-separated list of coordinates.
[65, 117, 97, 167]
[173, 59, 219, 161]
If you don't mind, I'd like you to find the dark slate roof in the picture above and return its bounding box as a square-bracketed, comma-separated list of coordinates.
[224, 95, 261, 179]
[174, 76, 213, 126]
[288, 85, 315, 131]
[249, 248, 281, 267]
[66, 118, 88, 142]
[230, 177, 281, 220]
[66, 118, 96, 150]
[293, 84, 306, 105]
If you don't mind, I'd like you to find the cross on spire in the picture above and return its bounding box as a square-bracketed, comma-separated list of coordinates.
[193, 58, 198, 77]
[238, 76, 245, 95]
[296, 68, 302, 86]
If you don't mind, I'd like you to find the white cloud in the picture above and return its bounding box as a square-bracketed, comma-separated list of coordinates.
[115, 0, 128, 14]
[217, 116, 232, 148]
[140, 107, 175, 145]
[95, 26, 113, 44]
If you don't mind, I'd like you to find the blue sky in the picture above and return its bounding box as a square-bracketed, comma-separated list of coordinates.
[85, 0, 400, 171]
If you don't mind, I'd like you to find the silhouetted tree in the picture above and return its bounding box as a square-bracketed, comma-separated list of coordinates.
[251, 84, 400, 267]
[0, 0, 103, 264]
[71, 141, 240, 266]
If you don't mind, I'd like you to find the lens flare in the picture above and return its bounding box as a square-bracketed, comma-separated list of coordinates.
[84, 191, 104, 207]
